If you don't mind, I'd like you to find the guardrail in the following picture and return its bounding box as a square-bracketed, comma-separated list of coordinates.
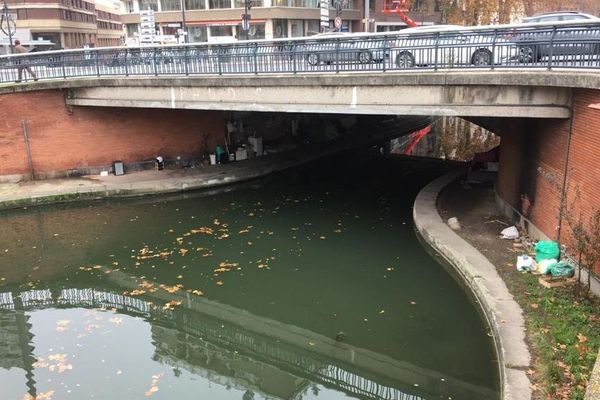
[1, 21, 600, 83]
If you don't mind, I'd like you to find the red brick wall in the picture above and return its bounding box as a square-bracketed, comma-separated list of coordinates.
[497, 88, 600, 273]
[0, 89, 226, 177]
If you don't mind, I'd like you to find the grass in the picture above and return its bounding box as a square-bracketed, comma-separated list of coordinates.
[504, 271, 600, 399]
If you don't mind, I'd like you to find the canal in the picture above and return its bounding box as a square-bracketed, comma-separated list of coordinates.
[0, 154, 499, 400]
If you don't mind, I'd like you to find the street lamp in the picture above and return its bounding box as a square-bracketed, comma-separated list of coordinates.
[1, 0, 16, 53]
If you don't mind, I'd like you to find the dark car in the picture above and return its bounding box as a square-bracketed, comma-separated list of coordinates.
[514, 19, 600, 63]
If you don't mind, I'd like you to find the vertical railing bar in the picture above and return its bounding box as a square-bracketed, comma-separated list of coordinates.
[434, 32, 440, 71]
[253, 41, 258, 75]
[490, 29, 497, 70]
[335, 37, 340, 74]
[184, 46, 189, 76]
[547, 25, 557, 70]
[95, 50, 100, 77]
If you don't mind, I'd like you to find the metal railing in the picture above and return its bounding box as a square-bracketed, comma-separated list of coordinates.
[1, 21, 600, 83]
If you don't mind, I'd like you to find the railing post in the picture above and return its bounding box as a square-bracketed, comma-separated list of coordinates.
[547, 25, 558, 70]
[292, 43, 297, 74]
[184, 46, 189, 76]
[217, 46, 222, 75]
[491, 29, 498, 71]
[95, 50, 100, 77]
[61, 54, 67, 79]
[153, 47, 158, 76]
[335, 37, 340, 74]
[253, 42, 258, 75]
[434, 32, 440, 71]
[125, 48, 129, 77]
[382, 36, 389, 73]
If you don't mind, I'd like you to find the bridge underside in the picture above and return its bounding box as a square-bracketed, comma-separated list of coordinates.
[63, 75, 572, 118]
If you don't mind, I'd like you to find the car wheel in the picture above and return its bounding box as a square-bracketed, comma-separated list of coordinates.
[307, 53, 319, 66]
[395, 51, 415, 68]
[358, 51, 372, 64]
[519, 46, 539, 64]
[471, 48, 493, 66]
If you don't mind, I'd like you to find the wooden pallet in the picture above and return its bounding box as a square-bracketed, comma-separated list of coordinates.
[538, 275, 577, 288]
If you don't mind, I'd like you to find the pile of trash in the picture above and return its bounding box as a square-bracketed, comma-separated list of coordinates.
[500, 226, 575, 278]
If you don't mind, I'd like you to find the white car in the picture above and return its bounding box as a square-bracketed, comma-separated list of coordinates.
[391, 25, 518, 68]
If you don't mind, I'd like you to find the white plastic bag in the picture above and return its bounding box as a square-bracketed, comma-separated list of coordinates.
[516, 255, 536, 272]
[501, 226, 520, 240]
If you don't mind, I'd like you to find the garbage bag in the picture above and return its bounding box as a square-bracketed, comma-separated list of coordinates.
[501, 226, 519, 240]
[549, 262, 575, 278]
[516, 255, 536, 272]
[534, 241, 560, 263]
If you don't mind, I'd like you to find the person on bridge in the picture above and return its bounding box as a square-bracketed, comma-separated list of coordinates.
[13, 40, 38, 83]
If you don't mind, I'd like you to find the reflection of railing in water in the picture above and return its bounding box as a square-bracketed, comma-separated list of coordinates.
[0, 283, 495, 400]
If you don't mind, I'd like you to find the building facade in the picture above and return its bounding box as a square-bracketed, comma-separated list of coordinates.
[120, 0, 363, 43]
[4, 0, 123, 49]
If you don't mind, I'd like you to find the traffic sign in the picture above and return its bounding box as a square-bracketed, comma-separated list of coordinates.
[334, 16, 342, 29]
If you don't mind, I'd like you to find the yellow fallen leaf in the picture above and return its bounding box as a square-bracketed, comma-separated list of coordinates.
[144, 386, 159, 397]
[216, 280, 224, 286]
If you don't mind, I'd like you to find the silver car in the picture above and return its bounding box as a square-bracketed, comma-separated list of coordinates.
[304, 32, 390, 65]
[391, 25, 518, 68]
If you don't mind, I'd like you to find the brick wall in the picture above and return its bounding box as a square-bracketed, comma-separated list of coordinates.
[497, 88, 600, 274]
[0, 90, 226, 177]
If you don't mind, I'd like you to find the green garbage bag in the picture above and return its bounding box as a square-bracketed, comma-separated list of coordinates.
[548, 262, 575, 278]
[535, 241, 560, 263]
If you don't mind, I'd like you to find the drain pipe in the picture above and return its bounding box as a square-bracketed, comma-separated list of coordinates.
[21, 120, 34, 181]
[556, 109, 574, 244]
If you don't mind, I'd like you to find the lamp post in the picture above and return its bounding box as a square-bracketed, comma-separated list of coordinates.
[180, 0, 187, 43]
[1, 0, 15, 53]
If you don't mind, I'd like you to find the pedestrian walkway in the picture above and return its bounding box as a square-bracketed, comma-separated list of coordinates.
[0, 150, 299, 210]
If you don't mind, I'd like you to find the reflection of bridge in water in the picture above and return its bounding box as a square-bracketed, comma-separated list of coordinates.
[0, 271, 496, 400]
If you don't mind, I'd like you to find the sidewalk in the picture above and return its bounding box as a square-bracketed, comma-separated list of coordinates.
[0, 142, 329, 210]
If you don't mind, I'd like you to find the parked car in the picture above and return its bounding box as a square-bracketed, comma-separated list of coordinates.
[303, 32, 391, 65]
[391, 25, 518, 68]
[512, 19, 600, 63]
[522, 11, 600, 24]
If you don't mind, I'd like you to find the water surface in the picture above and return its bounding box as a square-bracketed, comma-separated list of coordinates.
[0, 155, 499, 400]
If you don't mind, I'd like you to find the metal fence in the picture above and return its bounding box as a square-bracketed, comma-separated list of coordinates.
[2, 21, 600, 83]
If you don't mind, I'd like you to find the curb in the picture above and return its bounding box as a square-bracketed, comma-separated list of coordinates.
[413, 169, 532, 400]
[586, 349, 600, 400]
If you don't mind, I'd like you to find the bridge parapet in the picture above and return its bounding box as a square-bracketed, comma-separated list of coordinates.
[1, 21, 600, 83]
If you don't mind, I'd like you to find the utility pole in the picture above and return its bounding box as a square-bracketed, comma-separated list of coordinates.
[364, 0, 369, 32]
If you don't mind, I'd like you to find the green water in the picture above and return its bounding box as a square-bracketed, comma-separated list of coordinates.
[0, 155, 499, 400]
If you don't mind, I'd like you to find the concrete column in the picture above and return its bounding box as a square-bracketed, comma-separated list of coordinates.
[265, 19, 274, 39]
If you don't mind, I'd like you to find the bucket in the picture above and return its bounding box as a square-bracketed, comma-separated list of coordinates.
[209, 154, 216, 165]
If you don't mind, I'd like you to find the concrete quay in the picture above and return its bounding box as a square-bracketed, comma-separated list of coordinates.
[413, 169, 532, 400]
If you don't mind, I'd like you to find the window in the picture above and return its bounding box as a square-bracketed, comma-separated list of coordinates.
[185, 0, 205, 10]
[188, 25, 208, 42]
[126, 24, 139, 36]
[161, 0, 181, 10]
[208, 0, 231, 8]
[290, 20, 303, 36]
[273, 19, 287, 37]
[210, 25, 233, 36]
[123, 0, 135, 12]
[140, 0, 159, 11]
[246, 23, 265, 39]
